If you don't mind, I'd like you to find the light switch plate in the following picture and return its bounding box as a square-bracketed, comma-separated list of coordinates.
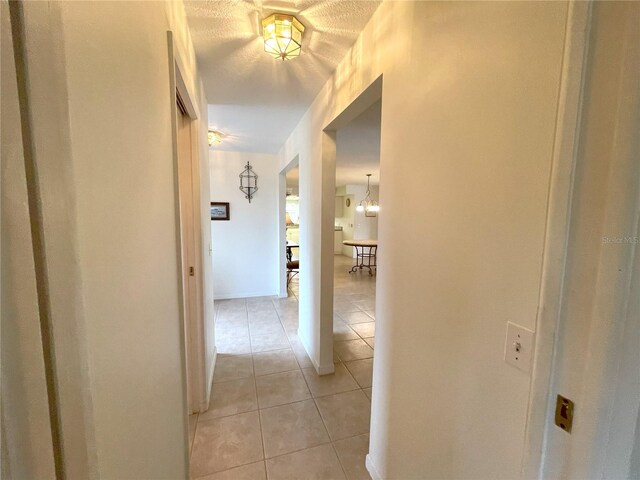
[504, 322, 535, 373]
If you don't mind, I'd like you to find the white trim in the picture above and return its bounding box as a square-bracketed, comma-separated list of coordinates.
[314, 77, 383, 377]
[175, 66, 197, 119]
[366, 454, 383, 480]
[521, 3, 592, 478]
[278, 170, 289, 298]
[316, 362, 336, 376]
[297, 328, 336, 376]
[166, 32, 192, 476]
[201, 347, 217, 413]
[10, 2, 100, 476]
[168, 31, 209, 416]
[278, 155, 300, 298]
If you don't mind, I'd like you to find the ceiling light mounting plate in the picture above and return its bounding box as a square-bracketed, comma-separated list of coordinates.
[208, 129, 223, 146]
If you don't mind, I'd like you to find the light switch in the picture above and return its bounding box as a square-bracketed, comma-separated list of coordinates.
[504, 322, 535, 373]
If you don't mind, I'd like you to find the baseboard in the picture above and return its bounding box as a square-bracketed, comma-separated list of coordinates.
[317, 361, 335, 375]
[200, 347, 217, 413]
[214, 291, 278, 300]
[366, 454, 383, 480]
[298, 328, 335, 375]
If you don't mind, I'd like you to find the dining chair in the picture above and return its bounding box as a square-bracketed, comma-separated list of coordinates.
[286, 246, 299, 288]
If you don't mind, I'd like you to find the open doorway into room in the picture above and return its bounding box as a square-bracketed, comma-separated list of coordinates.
[331, 100, 381, 398]
[278, 156, 300, 299]
[285, 166, 301, 297]
[174, 88, 208, 416]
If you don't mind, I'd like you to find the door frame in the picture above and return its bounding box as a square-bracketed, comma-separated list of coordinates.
[278, 155, 300, 298]
[314, 76, 384, 375]
[523, 2, 640, 477]
[520, 3, 592, 476]
[167, 32, 208, 415]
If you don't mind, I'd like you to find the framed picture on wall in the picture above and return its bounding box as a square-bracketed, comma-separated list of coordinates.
[210, 202, 230, 221]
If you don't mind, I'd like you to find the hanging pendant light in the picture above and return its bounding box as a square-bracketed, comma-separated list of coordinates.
[262, 13, 305, 60]
[356, 174, 379, 213]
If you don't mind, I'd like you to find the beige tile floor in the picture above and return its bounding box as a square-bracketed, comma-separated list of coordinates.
[190, 255, 376, 480]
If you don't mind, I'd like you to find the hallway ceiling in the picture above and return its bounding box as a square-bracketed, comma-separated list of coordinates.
[184, 0, 381, 153]
[335, 100, 381, 186]
[286, 100, 381, 187]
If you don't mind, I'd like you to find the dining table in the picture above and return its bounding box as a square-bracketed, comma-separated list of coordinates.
[342, 239, 377, 276]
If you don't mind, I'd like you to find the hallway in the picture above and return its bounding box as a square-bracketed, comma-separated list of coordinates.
[189, 255, 376, 479]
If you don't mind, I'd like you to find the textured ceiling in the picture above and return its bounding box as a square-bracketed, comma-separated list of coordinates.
[185, 0, 381, 153]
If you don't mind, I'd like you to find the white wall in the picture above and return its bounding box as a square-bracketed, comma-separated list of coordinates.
[354, 185, 379, 242]
[335, 193, 355, 256]
[210, 151, 279, 299]
[62, 1, 210, 476]
[5, 0, 212, 477]
[279, 1, 568, 478]
[170, 0, 218, 412]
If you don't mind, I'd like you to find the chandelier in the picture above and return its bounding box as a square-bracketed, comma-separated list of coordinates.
[262, 13, 305, 60]
[356, 174, 379, 213]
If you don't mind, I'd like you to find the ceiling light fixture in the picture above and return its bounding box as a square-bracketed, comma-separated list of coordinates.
[261, 13, 305, 60]
[208, 129, 222, 146]
[356, 174, 379, 213]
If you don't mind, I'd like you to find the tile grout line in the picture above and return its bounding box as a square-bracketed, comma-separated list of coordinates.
[272, 296, 307, 370]
[206, 300, 269, 478]
[246, 299, 269, 474]
[330, 440, 350, 480]
[271, 292, 350, 477]
[203, 265, 374, 478]
[188, 412, 198, 465]
[265, 294, 301, 480]
[309, 390, 357, 480]
[261, 440, 336, 467]
[194, 431, 370, 480]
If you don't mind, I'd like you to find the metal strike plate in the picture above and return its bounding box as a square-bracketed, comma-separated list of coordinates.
[555, 394, 574, 433]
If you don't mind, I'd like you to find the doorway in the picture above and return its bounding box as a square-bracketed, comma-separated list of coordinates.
[174, 88, 207, 416]
[176, 97, 197, 411]
[285, 166, 301, 296]
[278, 156, 300, 298]
[331, 99, 381, 391]
[316, 76, 383, 374]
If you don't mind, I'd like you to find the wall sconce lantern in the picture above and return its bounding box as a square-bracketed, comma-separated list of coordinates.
[239, 161, 258, 203]
[262, 13, 305, 60]
[356, 174, 379, 215]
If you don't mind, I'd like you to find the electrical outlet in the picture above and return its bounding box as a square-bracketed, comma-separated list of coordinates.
[504, 322, 535, 373]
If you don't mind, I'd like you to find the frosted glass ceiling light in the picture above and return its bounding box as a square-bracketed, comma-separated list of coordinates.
[356, 174, 379, 214]
[262, 13, 305, 60]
